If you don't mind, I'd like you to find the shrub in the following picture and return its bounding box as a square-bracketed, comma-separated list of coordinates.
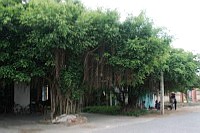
[83, 106, 121, 115]
[83, 106, 149, 116]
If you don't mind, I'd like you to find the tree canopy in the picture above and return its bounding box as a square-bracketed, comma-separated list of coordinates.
[164, 48, 200, 92]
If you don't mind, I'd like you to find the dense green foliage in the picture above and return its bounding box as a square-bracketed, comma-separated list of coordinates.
[83, 106, 121, 115]
[83, 106, 149, 117]
[107, 13, 171, 86]
[1, 0, 200, 115]
[0, 0, 33, 81]
[164, 48, 200, 91]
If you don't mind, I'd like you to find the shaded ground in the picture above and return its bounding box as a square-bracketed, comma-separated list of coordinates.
[1, 103, 200, 133]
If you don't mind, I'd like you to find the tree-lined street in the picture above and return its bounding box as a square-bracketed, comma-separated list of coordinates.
[1, 1, 200, 132]
[1, 0, 200, 117]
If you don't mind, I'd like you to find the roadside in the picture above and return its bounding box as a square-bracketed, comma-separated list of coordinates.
[141, 102, 200, 118]
[1, 103, 200, 133]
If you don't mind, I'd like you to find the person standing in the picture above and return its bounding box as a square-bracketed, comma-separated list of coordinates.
[174, 98, 177, 110]
[155, 100, 158, 110]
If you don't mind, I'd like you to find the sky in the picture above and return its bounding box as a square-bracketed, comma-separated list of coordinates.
[81, 0, 200, 54]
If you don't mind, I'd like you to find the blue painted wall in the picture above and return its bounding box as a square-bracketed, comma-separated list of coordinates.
[140, 93, 155, 109]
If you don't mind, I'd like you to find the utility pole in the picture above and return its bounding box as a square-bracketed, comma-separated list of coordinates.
[160, 71, 164, 115]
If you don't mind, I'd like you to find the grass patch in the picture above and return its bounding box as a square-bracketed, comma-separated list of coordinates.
[83, 106, 150, 117]
[83, 106, 121, 115]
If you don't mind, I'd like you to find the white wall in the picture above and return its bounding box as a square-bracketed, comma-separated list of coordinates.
[164, 95, 169, 102]
[175, 92, 182, 102]
[14, 82, 30, 107]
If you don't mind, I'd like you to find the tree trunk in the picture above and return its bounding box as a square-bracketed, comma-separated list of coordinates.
[128, 87, 138, 108]
[50, 86, 55, 120]
[49, 48, 82, 119]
